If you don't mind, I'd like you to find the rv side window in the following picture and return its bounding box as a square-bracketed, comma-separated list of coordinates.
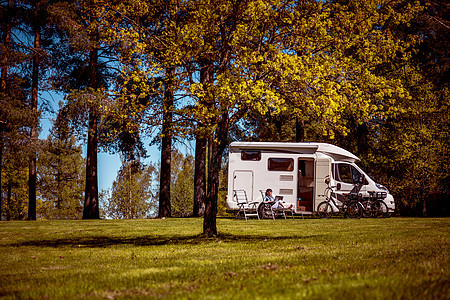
[268, 158, 294, 171]
[241, 150, 261, 161]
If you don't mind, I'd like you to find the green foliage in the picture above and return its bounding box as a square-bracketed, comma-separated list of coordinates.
[170, 150, 194, 217]
[234, 0, 448, 218]
[1, 0, 447, 222]
[151, 149, 196, 217]
[0, 218, 448, 299]
[104, 160, 156, 219]
[90, 0, 430, 231]
[0, 90, 35, 221]
[37, 114, 85, 220]
[218, 157, 232, 217]
[371, 66, 449, 216]
[0, 165, 28, 220]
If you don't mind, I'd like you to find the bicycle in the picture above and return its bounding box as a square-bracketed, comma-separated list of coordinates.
[317, 181, 359, 219]
[356, 191, 389, 218]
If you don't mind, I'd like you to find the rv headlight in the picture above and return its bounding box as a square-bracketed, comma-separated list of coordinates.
[376, 183, 388, 191]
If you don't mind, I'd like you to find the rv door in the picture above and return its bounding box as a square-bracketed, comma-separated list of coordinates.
[233, 170, 254, 202]
[315, 155, 331, 210]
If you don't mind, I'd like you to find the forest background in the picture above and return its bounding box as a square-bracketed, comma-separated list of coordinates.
[0, 0, 448, 235]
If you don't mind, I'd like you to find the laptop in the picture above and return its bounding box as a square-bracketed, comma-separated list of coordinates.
[274, 196, 283, 201]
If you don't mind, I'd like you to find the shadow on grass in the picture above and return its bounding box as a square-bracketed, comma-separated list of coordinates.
[10, 233, 322, 248]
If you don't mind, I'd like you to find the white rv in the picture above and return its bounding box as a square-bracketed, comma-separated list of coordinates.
[226, 142, 395, 215]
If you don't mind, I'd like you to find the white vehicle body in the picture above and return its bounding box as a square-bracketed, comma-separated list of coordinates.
[226, 142, 395, 214]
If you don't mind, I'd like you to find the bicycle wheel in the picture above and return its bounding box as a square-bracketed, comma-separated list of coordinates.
[317, 201, 332, 219]
[258, 202, 272, 219]
[347, 202, 362, 219]
[373, 200, 389, 218]
[360, 200, 372, 218]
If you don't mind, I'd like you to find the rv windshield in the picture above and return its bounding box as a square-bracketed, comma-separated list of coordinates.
[334, 163, 366, 184]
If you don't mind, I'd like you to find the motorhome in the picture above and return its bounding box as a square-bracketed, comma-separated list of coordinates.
[226, 142, 395, 215]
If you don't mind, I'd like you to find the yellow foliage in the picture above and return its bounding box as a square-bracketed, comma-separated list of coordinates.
[85, 0, 424, 141]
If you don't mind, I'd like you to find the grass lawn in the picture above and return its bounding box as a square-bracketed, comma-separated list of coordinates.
[0, 217, 448, 299]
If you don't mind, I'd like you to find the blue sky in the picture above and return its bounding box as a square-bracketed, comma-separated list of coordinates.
[40, 118, 162, 192]
[39, 91, 197, 192]
[39, 92, 160, 192]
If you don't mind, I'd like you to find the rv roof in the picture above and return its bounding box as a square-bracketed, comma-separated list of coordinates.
[230, 142, 360, 162]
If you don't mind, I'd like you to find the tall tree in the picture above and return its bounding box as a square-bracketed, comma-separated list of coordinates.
[87, 0, 426, 230]
[83, 42, 100, 219]
[187, 0, 422, 234]
[0, 0, 13, 219]
[0, 0, 37, 220]
[158, 66, 174, 217]
[48, 0, 116, 219]
[27, 0, 45, 220]
[104, 160, 156, 219]
[193, 58, 213, 217]
[37, 109, 85, 220]
[93, 0, 189, 218]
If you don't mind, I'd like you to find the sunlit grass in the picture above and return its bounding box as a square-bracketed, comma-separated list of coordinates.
[0, 218, 448, 299]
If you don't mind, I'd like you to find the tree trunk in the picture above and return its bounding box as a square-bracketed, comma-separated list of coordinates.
[6, 182, 11, 221]
[421, 185, 427, 217]
[0, 140, 2, 220]
[158, 66, 174, 218]
[203, 117, 228, 236]
[83, 106, 99, 219]
[193, 59, 213, 217]
[203, 145, 219, 236]
[193, 136, 206, 217]
[356, 123, 368, 156]
[82, 46, 99, 219]
[203, 138, 228, 236]
[0, 0, 11, 220]
[295, 117, 304, 142]
[28, 2, 40, 220]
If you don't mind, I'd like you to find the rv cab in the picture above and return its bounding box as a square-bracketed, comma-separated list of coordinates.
[331, 162, 395, 210]
[226, 142, 395, 215]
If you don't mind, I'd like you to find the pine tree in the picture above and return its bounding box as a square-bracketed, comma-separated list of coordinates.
[105, 160, 156, 219]
[170, 150, 194, 218]
[37, 110, 85, 220]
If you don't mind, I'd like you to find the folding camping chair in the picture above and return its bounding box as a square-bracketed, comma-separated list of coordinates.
[271, 196, 295, 220]
[259, 190, 296, 220]
[233, 190, 259, 220]
[258, 190, 276, 219]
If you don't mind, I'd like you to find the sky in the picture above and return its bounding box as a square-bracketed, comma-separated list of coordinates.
[39, 92, 165, 192]
[40, 105, 196, 192]
[40, 116, 166, 192]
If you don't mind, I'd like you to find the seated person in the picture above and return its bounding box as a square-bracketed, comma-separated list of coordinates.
[264, 189, 293, 210]
[264, 188, 275, 202]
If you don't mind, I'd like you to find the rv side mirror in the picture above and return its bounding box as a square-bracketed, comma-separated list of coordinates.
[359, 174, 365, 184]
[337, 183, 341, 190]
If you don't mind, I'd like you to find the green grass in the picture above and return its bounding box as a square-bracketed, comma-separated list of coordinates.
[0, 217, 449, 299]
